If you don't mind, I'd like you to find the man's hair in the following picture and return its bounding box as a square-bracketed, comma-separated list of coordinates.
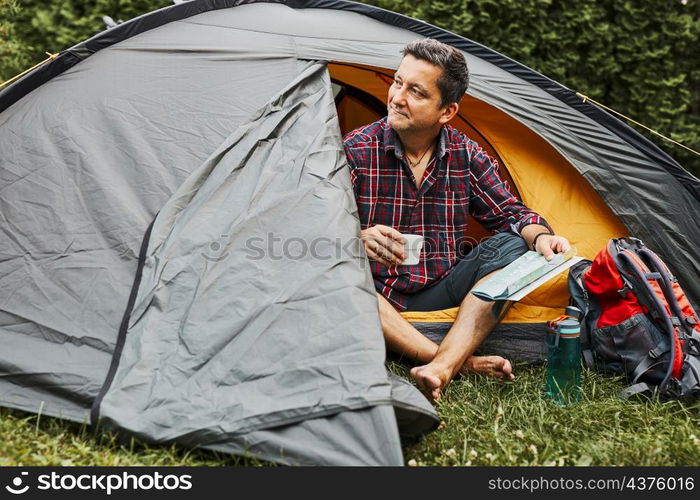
[401, 39, 469, 107]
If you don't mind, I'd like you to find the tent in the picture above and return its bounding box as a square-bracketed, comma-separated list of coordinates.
[1, 0, 699, 465]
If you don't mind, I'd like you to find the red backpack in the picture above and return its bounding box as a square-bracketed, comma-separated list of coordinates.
[568, 237, 700, 400]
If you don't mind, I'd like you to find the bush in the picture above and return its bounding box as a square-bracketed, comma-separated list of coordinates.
[364, 0, 700, 176]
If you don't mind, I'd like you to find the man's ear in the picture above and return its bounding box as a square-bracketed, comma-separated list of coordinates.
[439, 102, 459, 124]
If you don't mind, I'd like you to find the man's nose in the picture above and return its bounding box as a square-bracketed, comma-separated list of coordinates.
[391, 87, 408, 106]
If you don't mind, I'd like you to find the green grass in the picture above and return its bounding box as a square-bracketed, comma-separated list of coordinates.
[0, 410, 266, 466]
[1, 364, 699, 466]
[399, 363, 700, 466]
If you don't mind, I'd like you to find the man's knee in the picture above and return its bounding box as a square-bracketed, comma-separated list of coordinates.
[464, 234, 528, 284]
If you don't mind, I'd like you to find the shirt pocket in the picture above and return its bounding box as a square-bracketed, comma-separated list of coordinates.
[435, 190, 469, 260]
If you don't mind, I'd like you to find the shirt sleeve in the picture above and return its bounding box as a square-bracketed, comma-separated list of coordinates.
[342, 136, 360, 200]
[468, 146, 552, 235]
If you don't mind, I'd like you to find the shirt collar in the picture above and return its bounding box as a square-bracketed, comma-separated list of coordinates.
[382, 117, 451, 160]
[381, 118, 401, 159]
[436, 125, 450, 159]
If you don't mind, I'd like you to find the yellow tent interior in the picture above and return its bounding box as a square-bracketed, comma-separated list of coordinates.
[329, 62, 629, 325]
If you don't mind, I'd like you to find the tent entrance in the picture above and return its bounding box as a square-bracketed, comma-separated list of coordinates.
[329, 61, 628, 323]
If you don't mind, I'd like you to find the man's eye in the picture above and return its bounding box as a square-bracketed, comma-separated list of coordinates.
[393, 79, 402, 87]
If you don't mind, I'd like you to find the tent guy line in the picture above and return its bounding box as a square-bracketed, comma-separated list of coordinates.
[0, 52, 59, 89]
[576, 92, 700, 158]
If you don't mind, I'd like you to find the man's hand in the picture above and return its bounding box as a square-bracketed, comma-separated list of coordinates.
[361, 225, 406, 266]
[521, 224, 571, 261]
[534, 234, 571, 261]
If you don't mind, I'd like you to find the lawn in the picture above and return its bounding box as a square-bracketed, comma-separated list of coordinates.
[1, 363, 699, 466]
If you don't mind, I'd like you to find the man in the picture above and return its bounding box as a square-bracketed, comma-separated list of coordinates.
[343, 39, 570, 402]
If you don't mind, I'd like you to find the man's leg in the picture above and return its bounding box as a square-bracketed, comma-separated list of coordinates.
[376, 292, 438, 364]
[410, 269, 511, 401]
[377, 287, 512, 386]
[380, 233, 527, 400]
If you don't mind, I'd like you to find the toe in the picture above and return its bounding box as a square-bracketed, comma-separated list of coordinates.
[503, 360, 515, 380]
[501, 359, 513, 376]
[501, 359, 515, 380]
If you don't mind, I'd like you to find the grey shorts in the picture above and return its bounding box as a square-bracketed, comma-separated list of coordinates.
[404, 232, 528, 311]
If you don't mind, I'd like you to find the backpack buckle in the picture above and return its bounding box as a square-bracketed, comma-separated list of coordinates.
[661, 378, 682, 400]
[649, 346, 666, 359]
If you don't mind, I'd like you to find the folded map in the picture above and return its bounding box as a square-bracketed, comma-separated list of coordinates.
[471, 247, 581, 302]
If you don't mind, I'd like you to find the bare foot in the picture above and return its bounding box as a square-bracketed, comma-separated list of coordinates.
[460, 355, 514, 381]
[410, 364, 451, 402]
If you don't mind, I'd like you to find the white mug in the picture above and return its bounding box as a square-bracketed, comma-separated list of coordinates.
[401, 234, 424, 265]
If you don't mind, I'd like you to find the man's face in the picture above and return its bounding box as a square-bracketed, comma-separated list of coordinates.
[387, 54, 449, 133]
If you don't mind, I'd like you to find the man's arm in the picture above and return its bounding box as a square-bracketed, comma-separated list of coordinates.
[344, 136, 407, 267]
[468, 148, 547, 233]
[467, 146, 570, 257]
[343, 140, 360, 202]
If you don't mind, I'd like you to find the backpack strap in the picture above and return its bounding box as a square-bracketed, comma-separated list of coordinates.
[615, 248, 679, 389]
[630, 352, 667, 384]
[690, 330, 700, 352]
[582, 345, 594, 369]
[567, 260, 594, 368]
[679, 355, 700, 399]
[639, 247, 700, 340]
[619, 382, 652, 400]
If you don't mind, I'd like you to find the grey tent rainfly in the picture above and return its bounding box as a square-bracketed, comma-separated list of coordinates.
[1, 0, 698, 466]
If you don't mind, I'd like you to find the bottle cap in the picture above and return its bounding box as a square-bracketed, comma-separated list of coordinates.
[558, 318, 580, 336]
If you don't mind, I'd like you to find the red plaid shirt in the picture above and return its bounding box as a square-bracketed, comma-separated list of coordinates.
[343, 118, 550, 310]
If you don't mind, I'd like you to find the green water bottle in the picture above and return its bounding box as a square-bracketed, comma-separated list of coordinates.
[545, 306, 582, 406]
